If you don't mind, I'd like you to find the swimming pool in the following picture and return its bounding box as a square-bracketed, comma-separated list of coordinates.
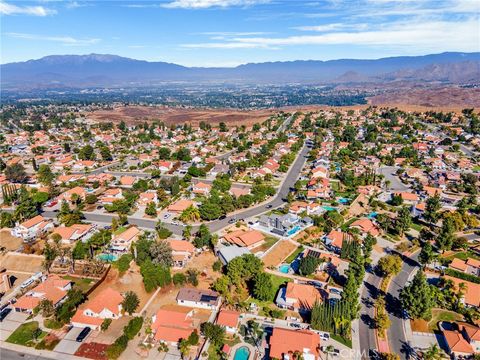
[367, 212, 378, 219]
[323, 206, 337, 211]
[278, 264, 290, 274]
[337, 197, 349, 204]
[97, 253, 118, 262]
[287, 225, 301, 236]
[234, 346, 250, 360]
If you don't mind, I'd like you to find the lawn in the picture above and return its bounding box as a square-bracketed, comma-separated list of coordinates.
[427, 309, 464, 332]
[252, 235, 279, 254]
[331, 334, 352, 348]
[7, 321, 47, 347]
[284, 246, 304, 264]
[410, 222, 423, 232]
[113, 226, 127, 235]
[62, 275, 95, 293]
[445, 251, 480, 261]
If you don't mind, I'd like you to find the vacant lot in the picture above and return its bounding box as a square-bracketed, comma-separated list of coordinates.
[0, 252, 44, 273]
[0, 229, 23, 251]
[89, 105, 276, 127]
[262, 240, 298, 267]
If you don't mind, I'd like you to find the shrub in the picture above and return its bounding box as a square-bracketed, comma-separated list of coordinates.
[123, 317, 143, 340]
[444, 268, 480, 284]
[101, 318, 112, 331]
[116, 254, 132, 273]
[106, 334, 129, 359]
[173, 273, 187, 285]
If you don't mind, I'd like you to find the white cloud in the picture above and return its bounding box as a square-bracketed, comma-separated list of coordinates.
[161, 0, 269, 9]
[182, 17, 479, 52]
[0, 1, 57, 16]
[6, 32, 100, 46]
[294, 23, 369, 32]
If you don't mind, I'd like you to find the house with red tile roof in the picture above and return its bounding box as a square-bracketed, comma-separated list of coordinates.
[119, 175, 137, 187]
[51, 223, 96, 245]
[269, 328, 320, 360]
[350, 218, 380, 237]
[158, 161, 173, 173]
[57, 186, 87, 203]
[443, 329, 474, 357]
[151, 305, 196, 345]
[449, 258, 480, 276]
[168, 199, 194, 213]
[14, 275, 72, 313]
[275, 282, 323, 312]
[444, 276, 480, 308]
[216, 309, 240, 334]
[192, 181, 212, 195]
[323, 230, 353, 253]
[11, 215, 54, 241]
[168, 239, 196, 268]
[110, 226, 140, 253]
[223, 229, 265, 250]
[229, 187, 250, 198]
[99, 188, 123, 205]
[71, 288, 124, 330]
[394, 191, 419, 204]
[137, 190, 158, 206]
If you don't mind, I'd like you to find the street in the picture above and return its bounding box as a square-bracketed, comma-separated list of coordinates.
[378, 166, 409, 191]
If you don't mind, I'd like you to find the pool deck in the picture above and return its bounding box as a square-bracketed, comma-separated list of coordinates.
[229, 343, 256, 360]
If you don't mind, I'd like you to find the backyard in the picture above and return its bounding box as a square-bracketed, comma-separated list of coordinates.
[262, 240, 298, 267]
[410, 309, 464, 333]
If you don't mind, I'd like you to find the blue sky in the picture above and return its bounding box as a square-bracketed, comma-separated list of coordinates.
[1, 0, 479, 66]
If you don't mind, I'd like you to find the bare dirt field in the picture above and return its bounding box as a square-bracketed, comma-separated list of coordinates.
[88, 105, 276, 127]
[0, 252, 44, 273]
[90, 265, 151, 310]
[0, 229, 22, 251]
[262, 240, 297, 268]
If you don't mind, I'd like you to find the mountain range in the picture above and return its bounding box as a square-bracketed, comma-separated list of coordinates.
[1, 52, 479, 89]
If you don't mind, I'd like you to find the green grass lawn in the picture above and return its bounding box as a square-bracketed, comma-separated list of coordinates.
[472, 165, 480, 172]
[62, 275, 94, 293]
[331, 334, 352, 348]
[7, 321, 47, 347]
[410, 222, 423, 232]
[428, 309, 464, 332]
[254, 235, 279, 253]
[284, 246, 304, 263]
[445, 250, 480, 262]
[113, 226, 127, 235]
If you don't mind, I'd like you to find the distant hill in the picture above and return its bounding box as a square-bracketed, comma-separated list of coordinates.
[1, 52, 479, 89]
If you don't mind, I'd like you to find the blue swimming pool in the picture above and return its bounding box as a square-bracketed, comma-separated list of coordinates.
[279, 264, 290, 274]
[323, 206, 337, 211]
[287, 225, 301, 236]
[234, 346, 250, 360]
[367, 212, 378, 219]
[98, 253, 118, 262]
[337, 197, 349, 204]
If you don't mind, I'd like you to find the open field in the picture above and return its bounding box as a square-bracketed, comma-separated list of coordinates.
[262, 240, 298, 267]
[0, 252, 44, 273]
[0, 229, 23, 251]
[88, 105, 276, 126]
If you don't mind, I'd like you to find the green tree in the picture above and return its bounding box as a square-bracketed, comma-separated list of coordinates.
[400, 271, 434, 320]
[424, 194, 441, 224]
[5, 163, 28, 183]
[122, 291, 140, 315]
[145, 202, 157, 217]
[200, 322, 225, 346]
[78, 144, 95, 160]
[37, 165, 54, 186]
[418, 242, 436, 267]
[252, 272, 273, 301]
[299, 256, 320, 276]
[377, 255, 402, 276]
[199, 201, 222, 220]
[149, 240, 173, 267]
[395, 206, 412, 236]
[423, 344, 447, 360]
[193, 224, 213, 248]
[436, 218, 456, 252]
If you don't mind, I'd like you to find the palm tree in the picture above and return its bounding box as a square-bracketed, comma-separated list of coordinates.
[423, 344, 447, 360]
[324, 345, 335, 360]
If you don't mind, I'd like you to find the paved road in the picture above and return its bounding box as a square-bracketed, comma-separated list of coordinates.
[387, 252, 420, 360]
[0, 348, 52, 360]
[358, 269, 383, 358]
[378, 166, 409, 191]
[40, 142, 311, 236]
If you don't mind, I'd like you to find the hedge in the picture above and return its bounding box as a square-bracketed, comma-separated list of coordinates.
[444, 268, 480, 284]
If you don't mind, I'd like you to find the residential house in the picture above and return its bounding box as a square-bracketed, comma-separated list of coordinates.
[51, 223, 95, 245]
[323, 230, 353, 253]
[110, 226, 140, 253]
[216, 309, 240, 334]
[168, 199, 194, 214]
[350, 218, 380, 237]
[223, 229, 265, 250]
[394, 192, 419, 205]
[57, 186, 87, 203]
[460, 322, 480, 353]
[192, 182, 212, 195]
[216, 246, 251, 265]
[444, 276, 480, 308]
[151, 305, 196, 345]
[168, 240, 196, 268]
[137, 190, 158, 207]
[229, 187, 250, 198]
[258, 213, 313, 237]
[158, 161, 173, 173]
[119, 176, 137, 188]
[442, 330, 474, 358]
[71, 288, 124, 330]
[15, 275, 72, 313]
[176, 288, 221, 311]
[449, 258, 480, 277]
[269, 328, 320, 360]
[275, 282, 323, 312]
[99, 188, 123, 205]
[11, 215, 54, 241]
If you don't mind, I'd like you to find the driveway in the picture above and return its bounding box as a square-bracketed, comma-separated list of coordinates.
[54, 326, 87, 354]
[0, 310, 29, 341]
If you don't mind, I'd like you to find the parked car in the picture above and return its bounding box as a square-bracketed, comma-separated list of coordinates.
[0, 307, 12, 322]
[319, 332, 330, 340]
[76, 327, 91, 342]
[289, 322, 301, 328]
[265, 204, 273, 209]
[228, 218, 236, 224]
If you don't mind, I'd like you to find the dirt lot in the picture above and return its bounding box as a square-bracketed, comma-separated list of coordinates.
[262, 240, 297, 267]
[88, 105, 276, 127]
[0, 252, 44, 273]
[181, 251, 221, 290]
[89, 265, 151, 310]
[75, 342, 109, 360]
[0, 229, 22, 251]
